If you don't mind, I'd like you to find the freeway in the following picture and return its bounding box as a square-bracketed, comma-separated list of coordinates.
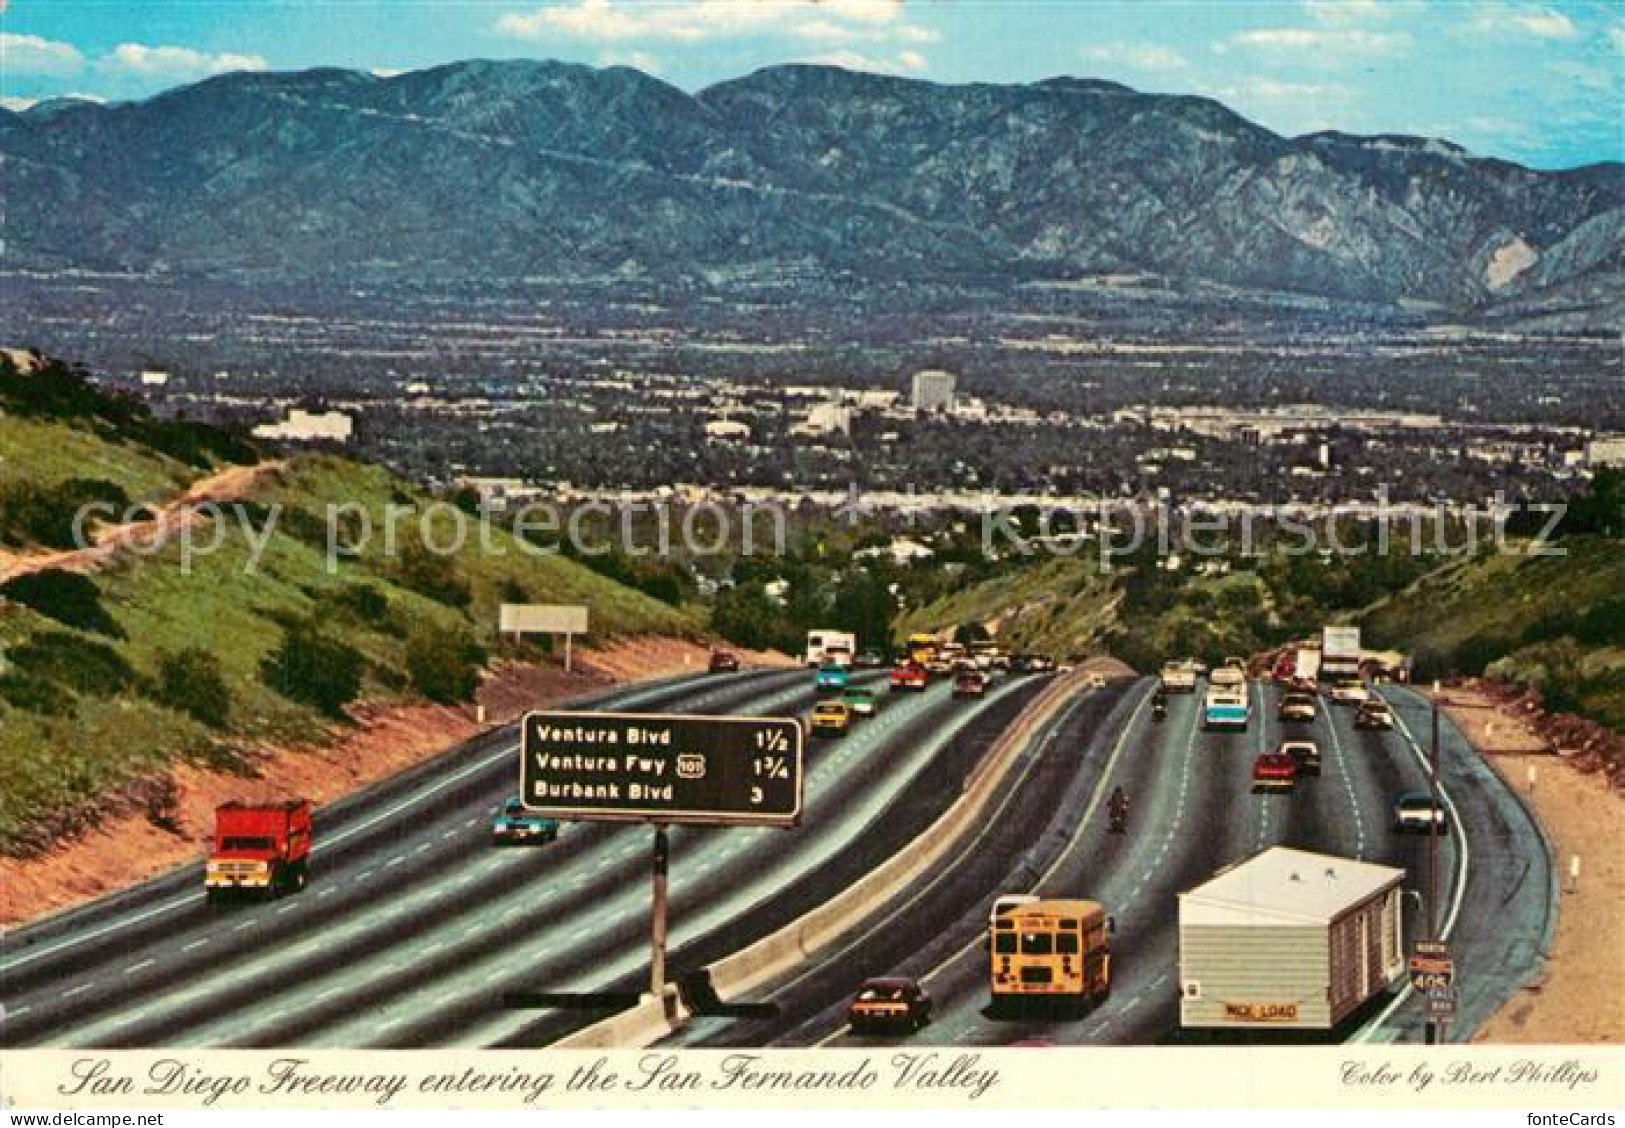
[0, 664, 1056, 1048]
[672, 678, 1552, 1048]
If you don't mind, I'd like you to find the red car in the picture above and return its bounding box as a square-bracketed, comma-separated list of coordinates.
[890, 662, 928, 691]
[1251, 752, 1298, 793]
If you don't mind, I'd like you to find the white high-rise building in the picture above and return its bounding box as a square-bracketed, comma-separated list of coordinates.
[911, 369, 956, 413]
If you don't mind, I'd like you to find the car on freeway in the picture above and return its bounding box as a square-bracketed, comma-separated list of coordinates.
[1278, 692, 1319, 724]
[1393, 789, 1449, 834]
[1327, 679, 1371, 707]
[953, 669, 989, 699]
[847, 977, 933, 1034]
[1084, 671, 1107, 690]
[843, 686, 878, 718]
[1355, 700, 1395, 730]
[1251, 751, 1298, 793]
[889, 661, 928, 692]
[707, 649, 741, 673]
[853, 647, 888, 669]
[1280, 740, 1322, 777]
[1028, 654, 1056, 674]
[1009, 654, 1036, 674]
[491, 796, 559, 846]
[809, 701, 853, 738]
[815, 663, 850, 693]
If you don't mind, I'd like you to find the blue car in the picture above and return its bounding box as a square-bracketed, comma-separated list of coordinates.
[815, 664, 850, 693]
[491, 796, 559, 846]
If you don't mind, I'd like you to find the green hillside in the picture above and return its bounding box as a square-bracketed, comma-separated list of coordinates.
[1360, 536, 1625, 729]
[0, 357, 700, 852]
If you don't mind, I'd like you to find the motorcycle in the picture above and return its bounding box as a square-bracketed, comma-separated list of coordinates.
[1107, 797, 1129, 834]
[1151, 698, 1168, 722]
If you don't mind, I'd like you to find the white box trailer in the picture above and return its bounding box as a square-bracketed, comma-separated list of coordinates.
[1179, 847, 1405, 1031]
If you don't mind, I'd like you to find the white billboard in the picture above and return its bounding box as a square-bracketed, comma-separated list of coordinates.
[500, 604, 589, 635]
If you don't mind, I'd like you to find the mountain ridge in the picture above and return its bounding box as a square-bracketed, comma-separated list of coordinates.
[2, 59, 1620, 312]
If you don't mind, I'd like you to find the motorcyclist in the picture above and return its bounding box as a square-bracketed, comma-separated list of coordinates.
[1108, 785, 1129, 830]
[1151, 690, 1168, 720]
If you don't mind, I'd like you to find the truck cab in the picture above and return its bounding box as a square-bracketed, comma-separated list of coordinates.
[205, 799, 312, 900]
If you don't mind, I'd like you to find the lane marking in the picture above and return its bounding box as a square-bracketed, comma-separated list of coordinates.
[1320, 695, 1370, 859]
[0, 673, 723, 974]
[182, 939, 209, 953]
[1354, 686, 1471, 1043]
[64, 983, 94, 998]
[122, 959, 154, 975]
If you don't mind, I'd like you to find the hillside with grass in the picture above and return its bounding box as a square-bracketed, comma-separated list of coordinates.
[0, 355, 701, 853]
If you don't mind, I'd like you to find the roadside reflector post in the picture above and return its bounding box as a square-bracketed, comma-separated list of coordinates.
[1527, 763, 1536, 794]
[1568, 854, 1580, 894]
[651, 824, 670, 1001]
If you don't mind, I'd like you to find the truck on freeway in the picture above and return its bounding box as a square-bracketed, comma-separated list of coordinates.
[1321, 625, 1362, 682]
[805, 629, 856, 668]
[1178, 847, 1405, 1032]
[1159, 661, 1198, 694]
[989, 898, 1112, 1013]
[1202, 687, 1251, 732]
[205, 799, 312, 900]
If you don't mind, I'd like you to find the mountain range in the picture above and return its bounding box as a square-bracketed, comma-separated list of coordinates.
[3, 60, 1621, 315]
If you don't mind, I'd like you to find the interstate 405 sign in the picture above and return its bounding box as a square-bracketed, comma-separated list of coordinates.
[520, 711, 805, 827]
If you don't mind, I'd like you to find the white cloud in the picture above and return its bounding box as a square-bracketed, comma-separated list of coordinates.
[598, 49, 663, 74]
[1471, 6, 1578, 39]
[1227, 27, 1410, 55]
[100, 43, 269, 79]
[1216, 78, 1349, 101]
[1303, 0, 1390, 24]
[0, 32, 85, 77]
[1610, 27, 1625, 53]
[370, 67, 407, 78]
[496, 0, 932, 48]
[1, 95, 37, 112]
[803, 47, 927, 75]
[1084, 42, 1189, 70]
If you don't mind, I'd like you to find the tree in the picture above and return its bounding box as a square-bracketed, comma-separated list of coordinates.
[153, 647, 232, 727]
[406, 621, 486, 705]
[261, 624, 363, 717]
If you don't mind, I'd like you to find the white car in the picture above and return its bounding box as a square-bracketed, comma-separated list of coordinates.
[1328, 680, 1371, 706]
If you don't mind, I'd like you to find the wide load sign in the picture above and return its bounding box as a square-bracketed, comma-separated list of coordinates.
[520, 711, 804, 827]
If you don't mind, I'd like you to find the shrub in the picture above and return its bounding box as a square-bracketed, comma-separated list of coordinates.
[261, 624, 363, 717]
[394, 538, 472, 608]
[0, 570, 126, 638]
[405, 622, 486, 705]
[151, 647, 232, 728]
[6, 631, 136, 695]
[0, 672, 76, 716]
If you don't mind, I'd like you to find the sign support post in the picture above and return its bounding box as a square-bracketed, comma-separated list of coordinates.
[650, 824, 669, 999]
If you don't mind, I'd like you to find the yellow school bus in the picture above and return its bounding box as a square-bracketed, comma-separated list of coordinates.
[905, 633, 941, 666]
[989, 898, 1111, 1011]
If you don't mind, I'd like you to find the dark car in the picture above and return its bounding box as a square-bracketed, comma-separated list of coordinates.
[853, 648, 888, 669]
[1279, 740, 1322, 777]
[953, 670, 989, 698]
[847, 977, 932, 1033]
[708, 650, 741, 673]
[1393, 789, 1449, 834]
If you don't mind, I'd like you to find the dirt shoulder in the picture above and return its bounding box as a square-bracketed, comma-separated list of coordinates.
[0, 637, 794, 928]
[1439, 686, 1625, 1043]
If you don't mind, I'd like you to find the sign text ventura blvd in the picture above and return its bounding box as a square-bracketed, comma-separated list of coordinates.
[520, 711, 804, 827]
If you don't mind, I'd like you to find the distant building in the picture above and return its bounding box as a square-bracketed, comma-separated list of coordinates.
[791, 402, 852, 438]
[140, 370, 171, 388]
[705, 419, 751, 442]
[911, 369, 956, 413]
[252, 408, 354, 444]
[1587, 436, 1625, 468]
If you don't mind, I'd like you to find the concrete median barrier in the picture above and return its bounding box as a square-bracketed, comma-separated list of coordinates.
[558, 664, 1117, 1046]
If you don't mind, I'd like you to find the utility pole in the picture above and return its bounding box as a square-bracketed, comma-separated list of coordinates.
[1426, 681, 1445, 1045]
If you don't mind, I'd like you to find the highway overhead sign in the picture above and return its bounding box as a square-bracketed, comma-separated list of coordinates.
[520, 711, 804, 827]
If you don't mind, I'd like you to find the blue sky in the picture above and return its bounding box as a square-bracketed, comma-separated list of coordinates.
[1, 1, 1619, 167]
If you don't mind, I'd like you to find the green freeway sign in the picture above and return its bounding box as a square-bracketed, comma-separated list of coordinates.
[520, 711, 804, 827]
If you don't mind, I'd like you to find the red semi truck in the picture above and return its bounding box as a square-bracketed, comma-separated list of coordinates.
[205, 799, 312, 900]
